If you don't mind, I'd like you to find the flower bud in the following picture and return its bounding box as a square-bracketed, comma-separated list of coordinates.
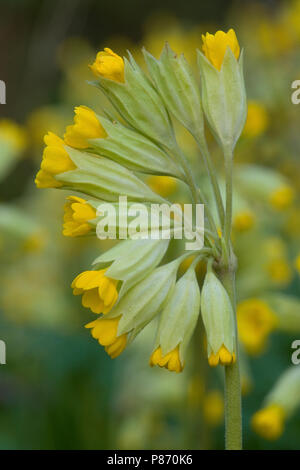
[150, 267, 201, 372]
[197, 29, 247, 153]
[64, 105, 107, 149]
[89, 48, 125, 83]
[35, 132, 75, 188]
[94, 54, 175, 150]
[200, 268, 236, 366]
[63, 196, 97, 237]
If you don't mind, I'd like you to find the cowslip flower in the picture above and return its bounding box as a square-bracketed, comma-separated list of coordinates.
[269, 185, 294, 210]
[149, 345, 182, 373]
[64, 105, 107, 149]
[252, 404, 285, 440]
[72, 269, 119, 314]
[63, 196, 96, 237]
[201, 28, 240, 71]
[89, 48, 125, 82]
[85, 316, 127, 358]
[35, 132, 75, 188]
[237, 299, 278, 355]
[233, 210, 255, 232]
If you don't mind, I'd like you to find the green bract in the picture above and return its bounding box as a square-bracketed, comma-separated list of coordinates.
[144, 44, 204, 139]
[92, 239, 170, 296]
[93, 55, 175, 150]
[153, 266, 201, 362]
[89, 115, 184, 178]
[56, 146, 165, 203]
[197, 47, 247, 153]
[201, 268, 236, 357]
[106, 259, 180, 338]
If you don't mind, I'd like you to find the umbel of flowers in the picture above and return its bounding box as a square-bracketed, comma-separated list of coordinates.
[36, 30, 247, 449]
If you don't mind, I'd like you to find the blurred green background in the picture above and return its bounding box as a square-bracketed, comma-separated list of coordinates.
[0, 0, 300, 450]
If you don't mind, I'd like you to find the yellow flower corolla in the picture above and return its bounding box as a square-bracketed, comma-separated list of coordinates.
[63, 196, 96, 237]
[89, 48, 124, 82]
[35, 132, 75, 188]
[150, 345, 183, 373]
[233, 210, 255, 232]
[243, 101, 269, 138]
[203, 390, 224, 426]
[237, 299, 278, 355]
[202, 29, 240, 71]
[0, 119, 28, 152]
[147, 175, 177, 197]
[72, 269, 118, 314]
[267, 258, 292, 286]
[85, 316, 127, 358]
[208, 345, 236, 367]
[295, 253, 300, 274]
[269, 185, 294, 210]
[64, 105, 107, 149]
[251, 404, 285, 440]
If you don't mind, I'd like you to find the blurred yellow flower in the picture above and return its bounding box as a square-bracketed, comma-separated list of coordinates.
[147, 175, 177, 197]
[64, 105, 107, 149]
[295, 253, 300, 274]
[208, 345, 236, 367]
[63, 196, 96, 237]
[237, 299, 278, 355]
[243, 101, 269, 138]
[269, 185, 294, 210]
[35, 132, 75, 188]
[233, 210, 255, 232]
[202, 29, 240, 70]
[85, 316, 127, 358]
[203, 390, 224, 426]
[150, 345, 183, 373]
[72, 269, 119, 314]
[251, 404, 285, 440]
[0, 119, 28, 152]
[266, 258, 292, 285]
[89, 47, 124, 82]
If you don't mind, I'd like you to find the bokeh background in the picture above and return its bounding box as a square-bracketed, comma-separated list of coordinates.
[0, 0, 300, 450]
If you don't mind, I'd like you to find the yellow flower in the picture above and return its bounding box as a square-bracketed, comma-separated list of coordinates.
[35, 132, 75, 188]
[203, 390, 224, 426]
[233, 210, 255, 232]
[0, 119, 28, 152]
[243, 101, 269, 138]
[202, 29, 240, 71]
[146, 175, 177, 197]
[64, 105, 107, 149]
[237, 299, 278, 355]
[149, 345, 183, 373]
[295, 253, 300, 274]
[63, 196, 96, 237]
[208, 345, 236, 367]
[251, 404, 285, 440]
[266, 258, 292, 286]
[71, 269, 119, 314]
[85, 316, 127, 358]
[269, 185, 294, 210]
[89, 48, 124, 82]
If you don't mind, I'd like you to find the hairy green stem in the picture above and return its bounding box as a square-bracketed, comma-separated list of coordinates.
[223, 149, 233, 253]
[221, 256, 242, 450]
[195, 133, 225, 227]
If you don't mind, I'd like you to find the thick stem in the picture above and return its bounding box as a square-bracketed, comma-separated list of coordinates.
[223, 150, 233, 252]
[195, 133, 225, 227]
[221, 267, 242, 450]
